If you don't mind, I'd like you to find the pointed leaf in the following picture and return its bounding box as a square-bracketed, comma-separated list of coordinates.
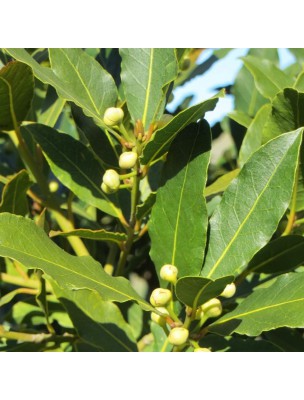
[228, 110, 252, 128]
[246, 235, 304, 274]
[50, 228, 127, 244]
[204, 169, 240, 197]
[0, 61, 34, 130]
[22, 123, 121, 218]
[120, 48, 178, 129]
[52, 283, 137, 352]
[0, 170, 31, 215]
[202, 129, 303, 279]
[6, 48, 117, 125]
[242, 55, 294, 99]
[239, 104, 271, 166]
[263, 88, 304, 143]
[141, 90, 224, 165]
[0, 213, 152, 311]
[175, 275, 234, 308]
[209, 273, 304, 336]
[149, 121, 211, 279]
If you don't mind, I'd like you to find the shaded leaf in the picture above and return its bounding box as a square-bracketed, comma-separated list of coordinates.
[239, 104, 271, 166]
[175, 275, 233, 308]
[149, 121, 211, 279]
[0, 170, 31, 215]
[50, 228, 127, 244]
[202, 129, 303, 279]
[209, 273, 304, 336]
[263, 327, 304, 352]
[246, 235, 304, 274]
[22, 123, 122, 218]
[120, 48, 178, 129]
[0, 61, 34, 130]
[242, 55, 294, 99]
[204, 169, 240, 197]
[0, 213, 152, 311]
[136, 192, 156, 220]
[141, 90, 224, 165]
[52, 283, 137, 352]
[6, 48, 117, 125]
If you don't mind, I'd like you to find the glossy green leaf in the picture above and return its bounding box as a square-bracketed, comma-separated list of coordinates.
[52, 283, 137, 352]
[39, 87, 66, 128]
[242, 55, 294, 99]
[0, 213, 152, 311]
[136, 192, 156, 220]
[141, 90, 224, 165]
[263, 88, 304, 143]
[49, 228, 127, 244]
[175, 275, 234, 308]
[239, 104, 271, 166]
[204, 169, 240, 197]
[0, 61, 34, 130]
[228, 110, 252, 128]
[120, 48, 178, 129]
[210, 273, 304, 336]
[22, 123, 121, 218]
[151, 322, 172, 352]
[6, 48, 117, 125]
[246, 235, 304, 274]
[0, 170, 31, 215]
[202, 129, 303, 279]
[149, 121, 211, 279]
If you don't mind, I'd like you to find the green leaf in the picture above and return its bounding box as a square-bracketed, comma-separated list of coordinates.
[141, 90, 224, 165]
[149, 121, 211, 279]
[151, 322, 172, 352]
[120, 48, 178, 129]
[263, 88, 304, 143]
[0, 61, 34, 130]
[175, 275, 233, 308]
[0, 170, 31, 215]
[264, 327, 304, 352]
[204, 169, 240, 197]
[6, 48, 117, 125]
[242, 55, 294, 99]
[52, 283, 137, 352]
[246, 235, 304, 274]
[39, 87, 66, 128]
[202, 129, 303, 279]
[228, 110, 252, 128]
[0, 213, 152, 311]
[136, 192, 156, 220]
[209, 273, 304, 336]
[294, 70, 304, 92]
[238, 104, 271, 166]
[22, 123, 121, 218]
[49, 228, 127, 244]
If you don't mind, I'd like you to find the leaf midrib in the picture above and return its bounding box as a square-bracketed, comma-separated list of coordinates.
[142, 49, 154, 127]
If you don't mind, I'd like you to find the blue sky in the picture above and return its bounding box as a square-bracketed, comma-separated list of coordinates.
[167, 48, 296, 125]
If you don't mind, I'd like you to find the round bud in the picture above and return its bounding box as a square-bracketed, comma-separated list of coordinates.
[101, 182, 116, 194]
[103, 107, 124, 126]
[160, 264, 178, 284]
[194, 347, 211, 352]
[201, 298, 222, 318]
[151, 307, 169, 326]
[150, 288, 172, 307]
[168, 327, 189, 346]
[119, 151, 138, 169]
[49, 180, 59, 193]
[220, 283, 236, 298]
[102, 169, 120, 191]
[157, 114, 174, 129]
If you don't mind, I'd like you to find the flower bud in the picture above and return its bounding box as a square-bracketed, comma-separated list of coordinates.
[49, 180, 59, 193]
[150, 288, 172, 307]
[119, 151, 138, 169]
[160, 264, 178, 284]
[201, 298, 222, 318]
[102, 169, 120, 191]
[103, 107, 124, 126]
[168, 327, 189, 346]
[220, 283, 236, 298]
[101, 182, 116, 194]
[194, 347, 211, 352]
[151, 307, 169, 326]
